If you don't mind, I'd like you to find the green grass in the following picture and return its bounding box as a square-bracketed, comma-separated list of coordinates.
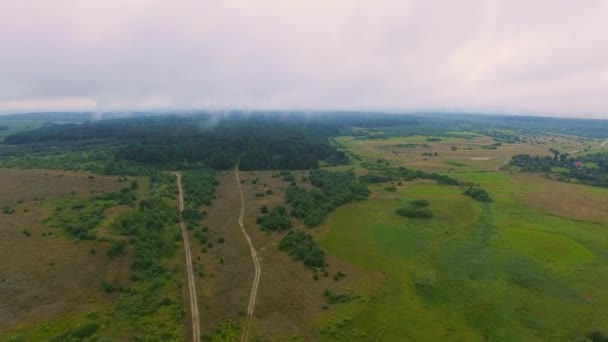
[318, 174, 608, 341]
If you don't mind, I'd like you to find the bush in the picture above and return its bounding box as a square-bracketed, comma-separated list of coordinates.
[101, 280, 115, 293]
[279, 230, 326, 268]
[588, 330, 608, 342]
[396, 207, 433, 218]
[396, 200, 433, 218]
[463, 186, 492, 202]
[107, 240, 127, 258]
[409, 199, 430, 208]
[257, 205, 292, 231]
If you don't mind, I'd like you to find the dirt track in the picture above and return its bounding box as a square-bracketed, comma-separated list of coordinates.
[175, 172, 200, 342]
[235, 166, 261, 342]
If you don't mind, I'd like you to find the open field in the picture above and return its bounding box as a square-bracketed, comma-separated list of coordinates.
[0, 169, 129, 334]
[317, 170, 608, 341]
[193, 170, 380, 341]
[336, 134, 603, 172]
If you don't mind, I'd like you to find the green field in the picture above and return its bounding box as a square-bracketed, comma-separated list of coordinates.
[318, 173, 608, 341]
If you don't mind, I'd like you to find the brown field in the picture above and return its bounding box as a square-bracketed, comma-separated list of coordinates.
[338, 134, 601, 172]
[194, 170, 381, 341]
[512, 172, 608, 224]
[0, 169, 130, 333]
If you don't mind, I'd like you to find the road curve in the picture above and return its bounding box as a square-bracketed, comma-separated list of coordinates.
[174, 172, 201, 342]
[235, 165, 261, 342]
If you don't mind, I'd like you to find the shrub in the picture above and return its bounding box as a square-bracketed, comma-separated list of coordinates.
[396, 207, 433, 218]
[279, 230, 326, 268]
[257, 205, 292, 231]
[107, 240, 127, 258]
[101, 280, 115, 293]
[409, 199, 430, 208]
[463, 186, 492, 202]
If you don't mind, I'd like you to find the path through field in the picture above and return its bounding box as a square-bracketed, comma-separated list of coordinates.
[174, 172, 201, 342]
[235, 165, 261, 342]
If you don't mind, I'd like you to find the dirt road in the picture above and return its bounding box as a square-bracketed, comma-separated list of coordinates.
[235, 165, 261, 342]
[174, 172, 201, 342]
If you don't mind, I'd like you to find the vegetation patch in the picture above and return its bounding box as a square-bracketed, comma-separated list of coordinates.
[511, 150, 608, 187]
[45, 187, 136, 240]
[395, 199, 433, 218]
[201, 321, 241, 342]
[257, 205, 292, 231]
[287, 169, 369, 227]
[279, 230, 326, 268]
[324, 289, 360, 305]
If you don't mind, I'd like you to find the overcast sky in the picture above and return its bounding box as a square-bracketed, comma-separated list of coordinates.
[1, 1, 607, 117]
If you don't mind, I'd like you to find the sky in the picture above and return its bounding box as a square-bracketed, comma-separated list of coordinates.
[1, 0, 607, 118]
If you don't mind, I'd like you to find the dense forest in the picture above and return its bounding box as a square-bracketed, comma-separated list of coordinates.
[510, 151, 608, 187]
[2, 114, 351, 171]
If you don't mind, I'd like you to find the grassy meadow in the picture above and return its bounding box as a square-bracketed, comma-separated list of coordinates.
[317, 172, 608, 341]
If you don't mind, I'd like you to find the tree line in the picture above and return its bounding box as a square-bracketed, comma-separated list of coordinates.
[511, 151, 608, 187]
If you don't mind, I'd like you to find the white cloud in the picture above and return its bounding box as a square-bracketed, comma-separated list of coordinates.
[0, 0, 606, 117]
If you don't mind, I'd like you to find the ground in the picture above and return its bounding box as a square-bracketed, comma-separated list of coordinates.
[0, 169, 129, 334]
[193, 170, 381, 341]
[2, 130, 608, 341]
[315, 170, 608, 340]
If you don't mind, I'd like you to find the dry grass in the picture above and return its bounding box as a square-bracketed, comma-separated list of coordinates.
[192, 170, 380, 341]
[339, 134, 597, 172]
[512, 173, 608, 224]
[0, 169, 130, 333]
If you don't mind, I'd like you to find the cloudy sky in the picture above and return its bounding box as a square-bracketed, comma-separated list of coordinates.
[1, 0, 607, 117]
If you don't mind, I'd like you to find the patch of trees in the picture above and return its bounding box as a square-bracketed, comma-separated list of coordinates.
[183, 208, 203, 229]
[361, 165, 460, 186]
[257, 205, 292, 231]
[201, 321, 241, 342]
[194, 226, 209, 245]
[50, 322, 100, 342]
[182, 170, 218, 206]
[511, 151, 608, 187]
[287, 169, 370, 227]
[278, 230, 327, 269]
[586, 330, 608, 342]
[463, 186, 492, 202]
[396, 199, 433, 218]
[360, 165, 493, 202]
[46, 187, 136, 240]
[324, 289, 360, 304]
[107, 172, 183, 339]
